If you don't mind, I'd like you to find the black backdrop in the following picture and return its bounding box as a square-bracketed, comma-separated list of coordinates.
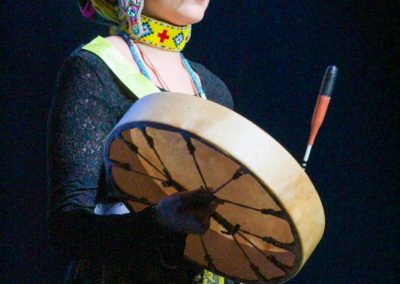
[0, 1, 398, 283]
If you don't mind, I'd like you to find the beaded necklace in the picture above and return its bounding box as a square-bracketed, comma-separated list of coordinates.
[118, 31, 206, 99]
[124, 14, 192, 52]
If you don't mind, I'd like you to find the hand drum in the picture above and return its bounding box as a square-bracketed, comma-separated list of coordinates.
[104, 92, 325, 283]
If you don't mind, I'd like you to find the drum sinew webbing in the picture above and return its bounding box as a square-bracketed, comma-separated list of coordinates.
[104, 92, 325, 283]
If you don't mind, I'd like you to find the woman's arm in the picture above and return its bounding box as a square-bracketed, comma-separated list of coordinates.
[47, 53, 179, 263]
[47, 51, 221, 265]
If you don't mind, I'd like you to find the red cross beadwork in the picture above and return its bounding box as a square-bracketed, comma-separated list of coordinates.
[157, 30, 170, 43]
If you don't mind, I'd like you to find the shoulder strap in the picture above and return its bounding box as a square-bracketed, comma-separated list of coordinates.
[82, 36, 160, 99]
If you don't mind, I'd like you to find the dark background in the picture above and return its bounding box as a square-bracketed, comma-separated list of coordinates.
[1, 1, 398, 283]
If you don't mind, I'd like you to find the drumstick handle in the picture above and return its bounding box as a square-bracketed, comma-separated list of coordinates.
[302, 66, 338, 168]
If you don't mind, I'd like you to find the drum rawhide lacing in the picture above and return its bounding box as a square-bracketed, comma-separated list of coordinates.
[104, 92, 325, 284]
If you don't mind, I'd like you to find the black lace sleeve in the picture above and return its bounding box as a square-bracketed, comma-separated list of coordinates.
[47, 53, 185, 263]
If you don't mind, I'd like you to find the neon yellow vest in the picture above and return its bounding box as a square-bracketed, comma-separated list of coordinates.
[82, 36, 160, 99]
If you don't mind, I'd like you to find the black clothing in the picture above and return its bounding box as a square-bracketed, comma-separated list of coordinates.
[47, 46, 233, 282]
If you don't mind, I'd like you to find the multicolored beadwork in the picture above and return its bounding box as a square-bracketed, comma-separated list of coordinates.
[121, 0, 144, 38]
[126, 15, 191, 52]
[181, 53, 206, 99]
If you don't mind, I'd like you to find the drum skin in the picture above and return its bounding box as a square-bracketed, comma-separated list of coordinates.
[104, 92, 325, 283]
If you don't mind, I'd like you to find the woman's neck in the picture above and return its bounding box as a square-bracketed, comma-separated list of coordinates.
[135, 41, 182, 63]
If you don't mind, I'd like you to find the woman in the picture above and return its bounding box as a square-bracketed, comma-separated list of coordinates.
[48, 0, 234, 282]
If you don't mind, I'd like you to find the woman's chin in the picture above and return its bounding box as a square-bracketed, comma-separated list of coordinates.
[172, 14, 205, 26]
[143, 0, 209, 26]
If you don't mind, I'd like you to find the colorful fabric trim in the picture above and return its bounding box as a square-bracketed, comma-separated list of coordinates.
[78, 0, 124, 27]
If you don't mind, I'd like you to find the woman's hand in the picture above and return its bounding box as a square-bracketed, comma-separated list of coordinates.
[154, 188, 218, 235]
